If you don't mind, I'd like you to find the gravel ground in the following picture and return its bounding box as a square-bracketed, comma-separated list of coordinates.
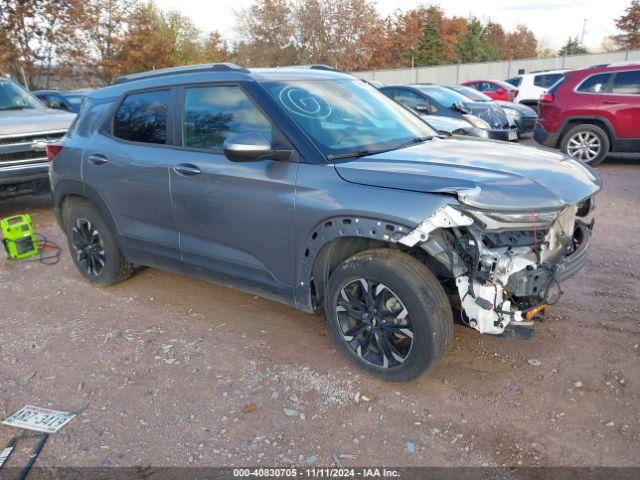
[0, 147, 639, 468]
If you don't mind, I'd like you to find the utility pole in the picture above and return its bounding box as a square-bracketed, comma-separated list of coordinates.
[581, 18, 587, 45]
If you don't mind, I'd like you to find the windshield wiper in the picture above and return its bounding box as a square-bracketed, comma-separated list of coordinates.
[394, 136, 433, 150]
[326, 136, 433, 161]
[0, 106, 30, 111]
[326, 150, 377, 160]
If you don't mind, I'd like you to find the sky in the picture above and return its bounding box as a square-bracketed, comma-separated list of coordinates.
[155, 0, 630, 51]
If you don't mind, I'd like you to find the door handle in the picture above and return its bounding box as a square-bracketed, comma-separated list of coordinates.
[88, 153, 108, 165]
[602, 100, 620, 105]
[174, 163, 201, 176]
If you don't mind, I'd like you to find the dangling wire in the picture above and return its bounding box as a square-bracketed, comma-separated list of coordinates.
[16, 234, 62, 265]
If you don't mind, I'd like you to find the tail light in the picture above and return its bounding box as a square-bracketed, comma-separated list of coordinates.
[46, 141, 64, 161]
[539, 93, 554, 103]
[514, 89, 519, 99]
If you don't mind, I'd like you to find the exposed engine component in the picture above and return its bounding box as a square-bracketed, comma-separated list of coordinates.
[402, 204, 587, 335]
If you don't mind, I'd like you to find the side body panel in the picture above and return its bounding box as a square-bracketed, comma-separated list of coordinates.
[292, 163, 455, 311]
[170, 150, 298, 302]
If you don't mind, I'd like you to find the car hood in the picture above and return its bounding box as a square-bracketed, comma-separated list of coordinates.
[334, 138, 601, 211]
[0, 108, 75, 136]
[494, 100, 537, 117]
[420, 114, 471, 133]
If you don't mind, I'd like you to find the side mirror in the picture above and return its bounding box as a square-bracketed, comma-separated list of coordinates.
[223, 132, 291, 163]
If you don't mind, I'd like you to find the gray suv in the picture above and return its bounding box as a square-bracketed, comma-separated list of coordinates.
[50, 63, 601, 381]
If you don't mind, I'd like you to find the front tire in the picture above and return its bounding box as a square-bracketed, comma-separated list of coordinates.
[324, 249, 453, 382]
[64, 201, 133, 285]
[560, 123, 609, 166]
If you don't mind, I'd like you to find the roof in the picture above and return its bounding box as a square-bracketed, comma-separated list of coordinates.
[89, 63, 354, 101]
[571, 62, 640, 75]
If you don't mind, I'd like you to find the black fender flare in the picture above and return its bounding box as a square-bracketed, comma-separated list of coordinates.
[53, 179, 121, 241]
[557, 115, 616, 146]
[294, 215, 413, 312]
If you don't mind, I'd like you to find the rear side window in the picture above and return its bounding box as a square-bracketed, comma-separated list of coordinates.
[612, 70, 640, 94]
[182, 85, 272, 151]
[478, 82, 497, 92]
[113, 90, 170, 144]
[576, 73, 611, 93]
[534, 73, 563, 88]
[505, 77, 522, 87]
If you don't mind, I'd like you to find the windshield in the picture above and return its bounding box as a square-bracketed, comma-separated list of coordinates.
[0, 80, 44, 110]
[449, 85, 492, 102]
[415, 86, 469, 108]
[64, 94, 83, 107]
[263, 79, 436, 158]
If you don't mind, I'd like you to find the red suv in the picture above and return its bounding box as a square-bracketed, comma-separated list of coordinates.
[535, 63, 640, 165]
[461, 80, 518, 102]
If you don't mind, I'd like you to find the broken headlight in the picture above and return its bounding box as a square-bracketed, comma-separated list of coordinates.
[460, 207, 560, 231]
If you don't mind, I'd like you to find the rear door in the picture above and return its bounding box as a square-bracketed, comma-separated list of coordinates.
[169, 83, 297, 301]
[83, 88, 180, 268]
[601, 69, 640, 138]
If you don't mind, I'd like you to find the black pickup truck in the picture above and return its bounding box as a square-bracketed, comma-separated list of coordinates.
[0, 77, 75, 200]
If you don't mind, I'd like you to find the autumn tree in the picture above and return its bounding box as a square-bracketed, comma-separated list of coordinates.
[86, 0, 132, 84]
[235, 0, 297, 67]
[439, 16, 468, 63]
[506, 25, 537, 59]
[614, 0, 640, 49]
[0, 0, 90, 88]
[117, 2, 202, 75]
[292, 0, 382, 70]
[199, 32, 229, 63]
[485, 21, 508, 58]
[453, 17, 501, 63]
[558, 36, 588, 56]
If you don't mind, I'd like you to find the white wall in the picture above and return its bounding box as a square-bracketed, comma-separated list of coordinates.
[354, 49, 640, 84]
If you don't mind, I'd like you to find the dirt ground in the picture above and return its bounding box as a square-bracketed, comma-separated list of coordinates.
[0, 151, 639, 469]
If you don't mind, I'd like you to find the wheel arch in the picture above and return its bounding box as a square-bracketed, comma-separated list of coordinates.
[558, 116, 615, 150]
[295, 215, 435, 312]
[53, 179, 121, 241]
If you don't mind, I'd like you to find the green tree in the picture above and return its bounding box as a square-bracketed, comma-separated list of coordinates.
[558, 36, 588, 56]
[614, 0, 640, 49]
[453, 17, 501, 63]
[408, 16, 443, 66]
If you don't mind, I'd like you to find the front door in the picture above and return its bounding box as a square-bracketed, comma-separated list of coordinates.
[169, 83, 297, 302]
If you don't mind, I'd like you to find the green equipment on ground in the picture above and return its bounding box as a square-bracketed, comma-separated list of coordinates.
[1, 214, 39, 260]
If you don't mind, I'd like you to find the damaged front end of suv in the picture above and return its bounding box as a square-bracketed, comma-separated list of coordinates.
[399, 196, 596, 336]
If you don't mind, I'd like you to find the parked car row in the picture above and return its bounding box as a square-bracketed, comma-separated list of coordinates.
[379, 83, 536, 142]
[461, 62, 640, 165]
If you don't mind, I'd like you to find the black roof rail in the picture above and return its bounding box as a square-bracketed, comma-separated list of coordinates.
[308, 64, 337, 71]
[113, 63, 249, 85]
[280, 64, 338, 71]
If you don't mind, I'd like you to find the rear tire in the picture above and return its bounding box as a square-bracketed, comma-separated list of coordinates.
[64, 201, 133, 285]
[560, 123, 609, 166]
[323, 249, 453, 382]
